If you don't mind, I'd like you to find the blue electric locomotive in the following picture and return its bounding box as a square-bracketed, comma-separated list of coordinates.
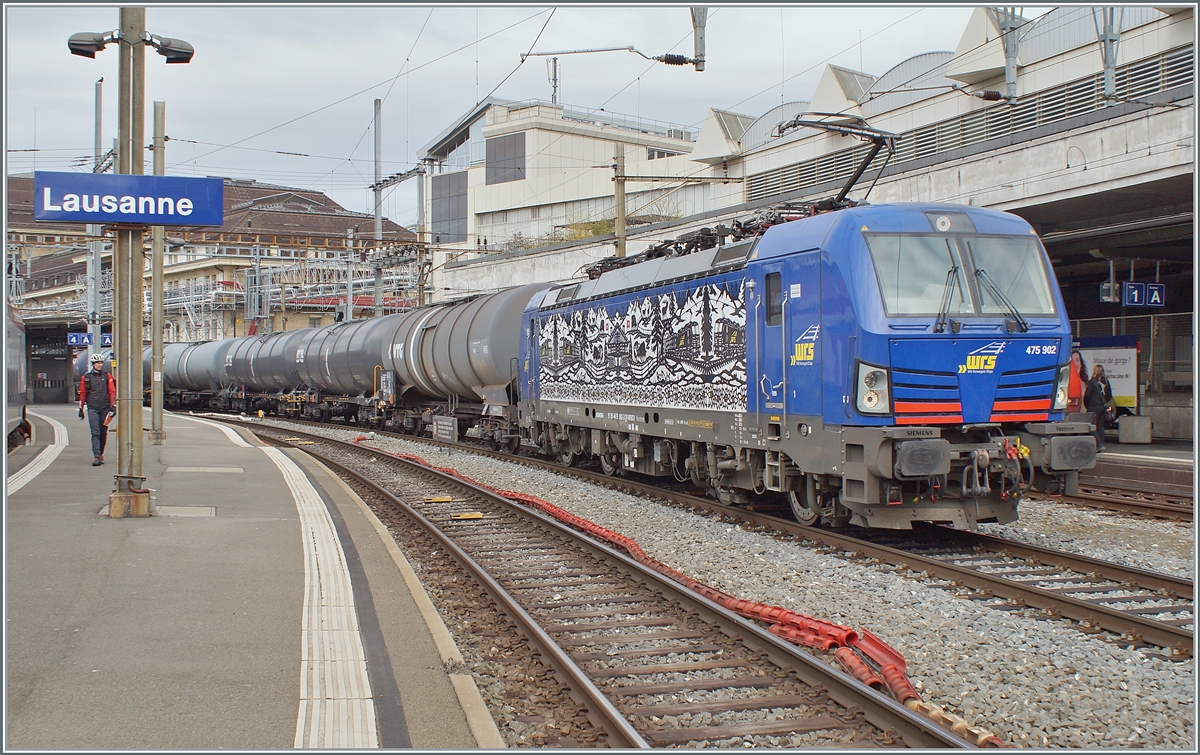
[519, 202, 1096, 529]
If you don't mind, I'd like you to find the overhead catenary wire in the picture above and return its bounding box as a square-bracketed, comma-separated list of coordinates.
[164, 8, 552, 171]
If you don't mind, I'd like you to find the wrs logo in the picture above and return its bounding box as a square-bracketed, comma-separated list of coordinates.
[790, 325, 820, 366]
[958, 341, 1007, 374]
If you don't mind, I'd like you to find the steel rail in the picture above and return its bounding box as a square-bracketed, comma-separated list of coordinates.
[709, 512, 1195, 653]
[918, 527, 1193, 600]
[243, 422, 975, 749]
[226, 417, 1194, 651]
[1061, 491, 1193, 522]
[267, 435, 649, 748]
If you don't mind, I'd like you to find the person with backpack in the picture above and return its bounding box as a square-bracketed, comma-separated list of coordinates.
[79, 354, 116, 466]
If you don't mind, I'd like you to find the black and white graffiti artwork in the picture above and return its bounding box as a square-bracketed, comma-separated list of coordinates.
[538, 279, 747, 411]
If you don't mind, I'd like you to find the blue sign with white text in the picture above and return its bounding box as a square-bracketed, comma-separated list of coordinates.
[67, 332, 92, 346]
[101, 333, 113, 347]
[33, 171, 224, 227]
[1122, 281, 1145, 307]
[1122, 281, 1167, 308]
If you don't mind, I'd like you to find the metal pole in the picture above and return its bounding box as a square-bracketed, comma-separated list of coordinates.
[88, 78, 103, 349]
[111, 6, 150, 517]
[373, 98, 383, 317]
[416, 162, 427, 305]
[613, 142, 626, 257]
[149, 100, 166, 445]
[346, 256, 354, 322]
[999, 7, 1020, 101]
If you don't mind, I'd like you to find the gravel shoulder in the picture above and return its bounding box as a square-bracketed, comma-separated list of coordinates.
[252, 419, 1196, 749]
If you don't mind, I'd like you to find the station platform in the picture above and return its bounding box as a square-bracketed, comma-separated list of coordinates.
[5, 404, 503, 750]
[1098, 439, 1194, 468]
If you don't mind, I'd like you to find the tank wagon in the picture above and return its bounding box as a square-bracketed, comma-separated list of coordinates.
[155, 202, 1096, 530]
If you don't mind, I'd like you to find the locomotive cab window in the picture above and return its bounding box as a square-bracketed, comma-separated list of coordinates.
[864, 232, 1056, 318]
[965, 237, 1057, 316]
[863, 234, 970, 316]
[765, 273, 783, 326]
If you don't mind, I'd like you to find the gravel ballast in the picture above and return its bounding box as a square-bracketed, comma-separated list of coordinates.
[252, 419, 1195, 749]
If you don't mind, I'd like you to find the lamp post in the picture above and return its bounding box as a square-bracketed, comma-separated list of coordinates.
[69, 7, 193, 518]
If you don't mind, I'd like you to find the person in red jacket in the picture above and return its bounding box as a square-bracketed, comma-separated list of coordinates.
[1065, 350, 1087, 414]
[79, 354, 116, 466]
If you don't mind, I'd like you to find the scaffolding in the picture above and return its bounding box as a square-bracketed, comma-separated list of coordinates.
[163, 278, 239, 342]
[13, 240, 429, 341]
[239, 244, 425, 333]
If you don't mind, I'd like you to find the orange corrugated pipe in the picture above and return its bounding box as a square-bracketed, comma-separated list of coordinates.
[352, 436, 1010, 746]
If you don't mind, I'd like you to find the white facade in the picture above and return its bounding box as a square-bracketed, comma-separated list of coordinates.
[427, 6, 1193, 300]
[420, 99, 706, 300]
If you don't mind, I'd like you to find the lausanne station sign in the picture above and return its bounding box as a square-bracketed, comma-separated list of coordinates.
[34, 171, 224, 226]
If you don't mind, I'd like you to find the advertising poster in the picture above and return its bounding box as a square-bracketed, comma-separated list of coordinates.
[1076, 335, 1138, 409]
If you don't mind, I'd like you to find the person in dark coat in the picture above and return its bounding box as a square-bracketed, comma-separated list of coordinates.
[78, 354, 116, 465]
[1083, 364, 1113, 450]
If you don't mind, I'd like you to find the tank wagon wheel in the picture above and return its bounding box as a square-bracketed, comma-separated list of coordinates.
[555, 447, 577, 467]
[599, 452, 624, 477]
[505, 436, 520, 454]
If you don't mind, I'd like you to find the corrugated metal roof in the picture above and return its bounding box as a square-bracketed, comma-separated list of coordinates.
[861, 51, 955, 118]
[1019, 6, 1167, 66]
[740, 101, 812, 154]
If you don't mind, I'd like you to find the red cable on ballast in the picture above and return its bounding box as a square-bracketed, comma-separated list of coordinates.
[355, 440, 904, 674]
[349, 437, 1008, 746]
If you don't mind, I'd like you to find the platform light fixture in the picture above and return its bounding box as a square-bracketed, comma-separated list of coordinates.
[68, 29, 194, 64]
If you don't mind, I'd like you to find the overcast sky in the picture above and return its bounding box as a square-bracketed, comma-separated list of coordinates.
[5, 4, 1052, 227]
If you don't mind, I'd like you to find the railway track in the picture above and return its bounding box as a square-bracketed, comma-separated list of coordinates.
[224, 416, 1195, 657]
[1073, 457, 1194, 521]
[1049, 483, 1194, 522]
[242, 423, 973, 749]
[849, 526, 1194, 656]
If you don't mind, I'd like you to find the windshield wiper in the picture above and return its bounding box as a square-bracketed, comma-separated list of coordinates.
[975, 268, 1029, 332]
[933, 265, 961, 333]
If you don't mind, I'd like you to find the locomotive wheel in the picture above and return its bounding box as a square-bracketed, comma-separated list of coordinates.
[787, 488, 820, 527]
[505, 436, 521, 454]
[599, 452, 623, 477]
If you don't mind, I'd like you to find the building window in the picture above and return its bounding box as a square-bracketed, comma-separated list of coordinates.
[648, 147, 682, 160]
[431, 171, 469, 243]
[485, 132, 526, 185]
[309, 316, 322, 328]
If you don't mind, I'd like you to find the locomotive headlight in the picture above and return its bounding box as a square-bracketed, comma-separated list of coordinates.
[856, 362, 891, 415]
[1052, 363, 1070, 411]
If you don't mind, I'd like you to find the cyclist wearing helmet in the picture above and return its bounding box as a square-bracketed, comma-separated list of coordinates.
[79, 354, 116, 466]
